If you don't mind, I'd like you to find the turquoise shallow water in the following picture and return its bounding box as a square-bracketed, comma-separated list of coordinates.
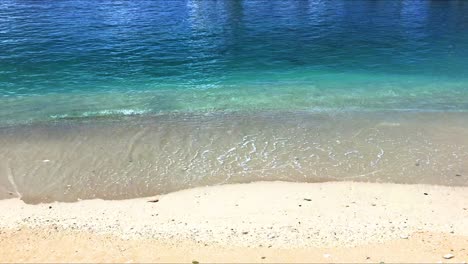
[1, 0, 468, 125]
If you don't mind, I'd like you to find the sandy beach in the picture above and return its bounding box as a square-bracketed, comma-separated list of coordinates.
[2, 0, 468, 263]
[1, 181, 467, 263]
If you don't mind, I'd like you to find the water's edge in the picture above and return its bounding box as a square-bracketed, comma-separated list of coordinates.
[1, 110, 467, 203]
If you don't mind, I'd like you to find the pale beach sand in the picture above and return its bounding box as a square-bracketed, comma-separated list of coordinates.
[0, 181, 467, 263]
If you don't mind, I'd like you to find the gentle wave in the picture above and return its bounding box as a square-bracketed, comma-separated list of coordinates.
[49, 109, 151, 120]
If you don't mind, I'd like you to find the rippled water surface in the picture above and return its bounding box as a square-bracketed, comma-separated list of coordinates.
[1, 1, 468, 202]
[1, 0, 468, 124]
[1, 112, 467, 202]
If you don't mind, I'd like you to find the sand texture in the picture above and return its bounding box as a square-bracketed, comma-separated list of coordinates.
[0, 181, 467, 262]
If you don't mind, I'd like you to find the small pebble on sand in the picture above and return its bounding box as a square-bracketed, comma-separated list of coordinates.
[400, 234, 409, 239]
[443, 253, 454, 259]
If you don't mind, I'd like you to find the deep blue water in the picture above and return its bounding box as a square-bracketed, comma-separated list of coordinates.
[1, 0, 468, 125]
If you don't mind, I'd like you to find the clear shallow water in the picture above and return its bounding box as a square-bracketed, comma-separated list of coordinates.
[1, 0, 468, 125]
[1, 112, 467, 203]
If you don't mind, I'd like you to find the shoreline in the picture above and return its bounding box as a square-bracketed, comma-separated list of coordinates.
[1, 111, 467, 203]
[1, 181, 467, 262]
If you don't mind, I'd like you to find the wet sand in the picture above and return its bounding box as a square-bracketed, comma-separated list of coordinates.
[1, 111, 467, 203]
[1, 181, 467, 263]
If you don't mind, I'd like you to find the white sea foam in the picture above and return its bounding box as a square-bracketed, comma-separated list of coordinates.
[50, 109, 150, 119]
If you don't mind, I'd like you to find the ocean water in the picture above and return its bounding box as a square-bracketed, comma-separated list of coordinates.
[1, 0, 468, 125]
[1, 0, 468, 202]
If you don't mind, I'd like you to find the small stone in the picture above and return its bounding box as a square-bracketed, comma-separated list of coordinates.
[147, 199, 159, 203]
[304, 198, 312, 201]
[242, 231, 248, 235]
[455, 174, 462, 177]
[443, 253, 454, 259]
[42, 159, 50, 163]
[400, 234, 409, 239]
[424, 193, 428, 195]
[261, 256, 266, 259]
[371, 203, 376, 206]
[48, 206, 52, 209]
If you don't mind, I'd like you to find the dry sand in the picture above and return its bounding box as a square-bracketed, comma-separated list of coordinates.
[0, 181, 467, 263]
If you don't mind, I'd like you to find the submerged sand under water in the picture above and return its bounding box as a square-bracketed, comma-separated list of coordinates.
[0, 111, 467, 203]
